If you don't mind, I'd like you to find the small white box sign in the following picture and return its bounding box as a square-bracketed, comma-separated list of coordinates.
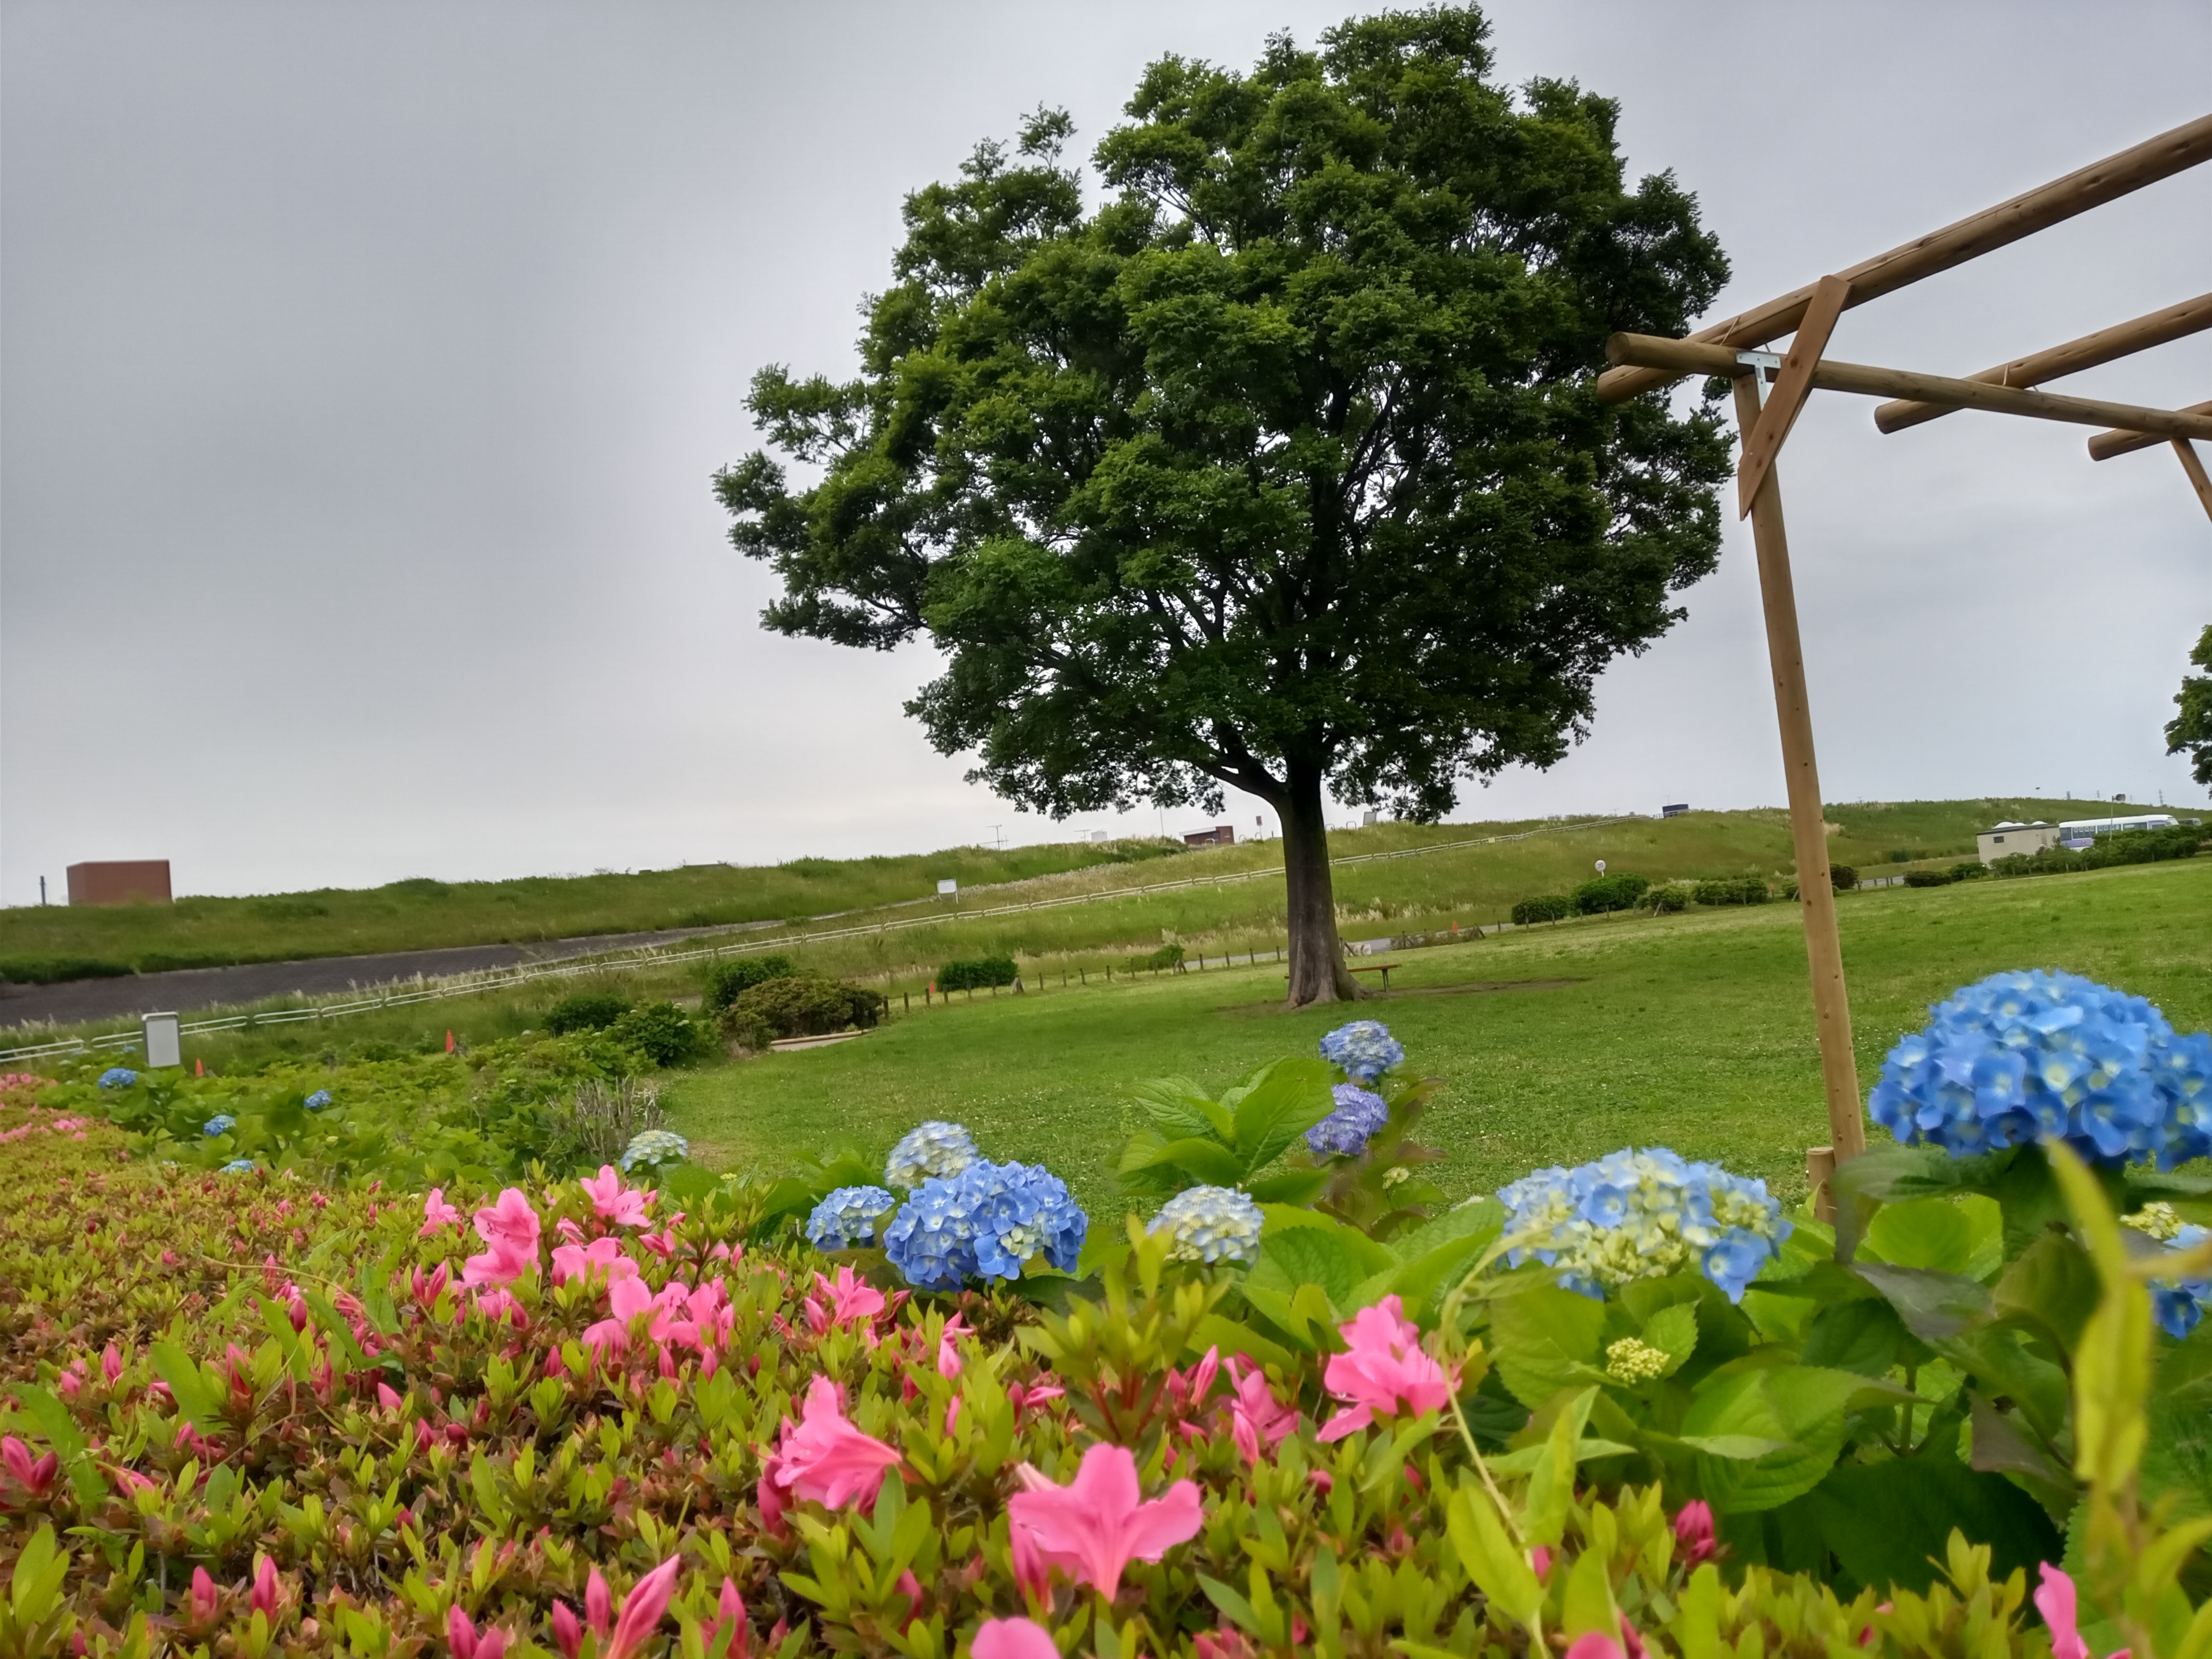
[143, 1011, 182, 1069]
[937, 879, 958, 895]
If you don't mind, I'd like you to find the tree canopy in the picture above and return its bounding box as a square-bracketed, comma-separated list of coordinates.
[718, 5, 1734, 1000]
[2168, 624, 2212, 789]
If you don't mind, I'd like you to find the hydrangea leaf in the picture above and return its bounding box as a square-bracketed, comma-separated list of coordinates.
[1799, 1452, 2063, 1598]
[1151, 1137, 1248, 1189]
[1641, 1302, 1699, 1373]
[1126, 1076, 1234, 1144]
[1254, 1205, 1397, 1276]
[1864, 1197, 1990, 1276]
[1489, 1283, 1607, 1409]
[1250, 1228, 1369, 1318]
[1227, 1058, 1337, 1172]
[1848, 1262, 1992, 1344]
[1675, 1365, 1864, 1513]
[1797, 1298, 1903, 1379]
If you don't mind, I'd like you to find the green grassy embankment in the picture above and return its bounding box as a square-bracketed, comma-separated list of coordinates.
[659, 856, 2212, 1215]
[0, 797, 2145, 985]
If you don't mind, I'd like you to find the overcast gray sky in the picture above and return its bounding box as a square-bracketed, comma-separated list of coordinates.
[4, 1, 2208, 903]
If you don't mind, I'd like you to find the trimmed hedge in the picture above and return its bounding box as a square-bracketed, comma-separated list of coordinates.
[545, 991, 628, 1035]
[722, 972, 885, 1047]
[1571, 873, 1650, 914]
[1693, 876, 1769, 906]
[938, 954, 1019, 990]
[1510, 893, 1572, 925]
[607, 1000, 711, 1068]
[1830, 864, 1858, 891]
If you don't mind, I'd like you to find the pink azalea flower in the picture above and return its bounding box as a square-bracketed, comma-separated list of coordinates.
[937, 1314, 972, 1378]
[102, 1344, 125, 1384]
[580, 1165, 654, 1229]
[1563, 1636, 1624, 1659]
[188, 1566, 220, 1623]
[1224, 1358, 1300, 1465]
[463, 1190, 541, 1288]
[447, 1605, 508, 1659]
[250, 1555, 279, 1618]
[2035, 1564, 2130, 1659]
[810, 1266, 886, 1330]
[1316, 1295, 1455, 1442]
[1674, 1499, 1716, 1567]
[582, 1276, 691, 1354]
[552, 1568, 614, 1657]
[376, 1382, 403, 1412]
[704, 1577, 749, 1659]
[551, 1236, 641, 1288]
[1007, 1443, 1204, 1600]
[605, 1557, 681, 1659]
[419, 1188, 461, 1235]
[2, 1436, 57, 1496]
[973, 1617, 1057, 1659]
[762, 1375, 904, 1512]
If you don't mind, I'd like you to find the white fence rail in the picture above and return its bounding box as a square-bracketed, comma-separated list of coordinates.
[0, 814, 1640, 1063]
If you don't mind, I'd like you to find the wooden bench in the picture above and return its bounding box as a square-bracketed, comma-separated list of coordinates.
[1348, 961, 1400, 992]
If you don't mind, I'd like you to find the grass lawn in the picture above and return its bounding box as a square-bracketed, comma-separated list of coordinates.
[660, 856, 2212, 1216]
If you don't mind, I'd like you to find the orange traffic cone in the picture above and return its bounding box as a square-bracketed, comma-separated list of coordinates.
[195, 1057, 204, 1077]
[446, 1029, 455, 1053]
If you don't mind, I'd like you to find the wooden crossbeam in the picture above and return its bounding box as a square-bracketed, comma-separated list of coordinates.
[1606, 333, 2212, 440]
[2174, 441, 2212, 525]
[1595, 114, 2212, 406]
[1738, 276, 1850, 517]
[1875, 294, 2212, 432]
[2089, 400, 2212, 460]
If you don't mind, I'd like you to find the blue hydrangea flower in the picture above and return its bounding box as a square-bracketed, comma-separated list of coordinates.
[1499, 1148, 1789, 1304]
[1320, 1020, 1404, 1084]
[98, 1067, 138, 1089]
[202, 1114, 237, 1137]
[1308, 1084, 1389, 1157]
[303, 1089, 332, 1112]
[882, 1160, 1086, 1288]
[2149, 1222, 2212, 1339]
[807, 1185, 899, 1250]
[884, 1121, 980, 1190]
[1868, 970, 2212, 1168]
[619, 1129, 689, 1172]
[221, 1159, 258, 1174]
[1147, 1186, 1266, 1265]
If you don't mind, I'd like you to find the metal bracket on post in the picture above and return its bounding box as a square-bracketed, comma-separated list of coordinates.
[1737, 349, 1783, 408]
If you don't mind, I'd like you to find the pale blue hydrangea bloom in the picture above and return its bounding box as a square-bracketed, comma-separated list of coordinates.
[304, 1089, 332, 1111]
[1320, 1020, 1404, 1084]
[1499, 1147, 1789, 1303]
[619, 1129, 689, 1172]
[202, 1114, 237, 1137]
[807, 1185, 899, 1250]
[1868, 969, 2212, 1168]
[884, 1121, 980, 1189]
[882, 1160, 1086, 1289]
[1147, 1185, 1265, 1265]
[1308, 1083, 1389, 1157]
[221, 1159, 258, 1174]
[2152, 1222, 2212, 1340]
[98, 1068, 138, 1089]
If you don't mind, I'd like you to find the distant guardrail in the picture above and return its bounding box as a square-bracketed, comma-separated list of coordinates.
[0, 814, 1641, 1062]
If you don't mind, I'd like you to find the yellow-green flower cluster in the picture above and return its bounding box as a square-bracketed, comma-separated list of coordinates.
[1605, 1337, 1669, 1383]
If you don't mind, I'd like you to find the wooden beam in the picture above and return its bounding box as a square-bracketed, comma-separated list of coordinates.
[1730, 371, 1865, 1165]
[1738, 276, 1851, 517]
[2089, 400, 2212, 460]
[1876, 294, 2212, 432]
[1606, 332, 2212, 440]
[2175, 440, 2212, 524]
[1596, 114, 2212, 405]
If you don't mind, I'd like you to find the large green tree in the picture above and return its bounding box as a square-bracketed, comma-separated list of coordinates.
[2168, 624, 2212, 789]
[718, 7, 1732, 1004]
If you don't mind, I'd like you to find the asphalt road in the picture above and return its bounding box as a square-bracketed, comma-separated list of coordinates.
[0, 922, 764, 1031]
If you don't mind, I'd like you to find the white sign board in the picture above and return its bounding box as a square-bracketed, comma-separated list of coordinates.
[143, 1011, 182, 1069]
[937, 879, 958, 895]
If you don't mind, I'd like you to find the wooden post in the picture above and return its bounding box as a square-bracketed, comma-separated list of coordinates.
[1806, 1145, 1839, 1223]
[2172, 439, 2212, 524]
[1731, 368, 1867, 1164]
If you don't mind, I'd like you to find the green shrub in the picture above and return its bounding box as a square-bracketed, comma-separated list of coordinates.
[1903, 867, 1953, 888]
[607, 1000, 709, 1068]
[1641, 883, 1692, 914]
[1570, 872, 1650, 913]
[1090, 836, 1187, 864]
[702, 953, 796, 1013]
[1949, 860, 1987, 881]
[1123, 943, 1185, 973]
[939, 954, 1020, 990]
[724, 973, 885, 1046]
[1511, 893, 1572, 924]
[1693, 876, 1769, 905]
[1830, 864, 1857, 891]
[545, 991, 629, 1034]
[0, 955, 134, 984]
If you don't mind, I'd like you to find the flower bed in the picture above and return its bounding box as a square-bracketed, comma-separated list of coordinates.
[1, 979, 2207, 1659]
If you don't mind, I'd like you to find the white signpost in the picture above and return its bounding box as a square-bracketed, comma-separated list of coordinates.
[143, 1011, 181, 1069]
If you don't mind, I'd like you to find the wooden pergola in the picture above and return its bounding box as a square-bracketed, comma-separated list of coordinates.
[1594, 114, 2212, 1207]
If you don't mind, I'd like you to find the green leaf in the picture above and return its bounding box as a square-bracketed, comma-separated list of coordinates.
[1152, 1136, 1248, 1188]
[1257, 1205, 1398, 1275]
[1228, 1058, 1337, 1171]
[1525, 1388, 1597, 1546]
[1243, 1168, 1330, 1207]
[1642, 1302, 1699, 1375]
[1250, 1228, 1368, 1317]
[1677, 1365, 1863, 1513]
[150, 1338, 223, 1430]
[1489, 1283, 1606, 1409]
[1864, 1195, 2001, 1278]
[1797, 1450, 2062, 1596]
[1800, 1298, 1903, 1378]
[1196, 1575, 1260, 1637]
[303, 1291, 369, 1372]
[1677, 1434, 1792, 1460]
[1992, 1228, 2100, 1357]
[1446, 1489, 1543, 1631]
[1484, 1436, 1639, 1474]
[1185, 1313, 1294, 1374]
[1833, 1143, 2010, 1262]
[1127, 1076, 1234, 1143]
[1850, 1262, 1992, 1343]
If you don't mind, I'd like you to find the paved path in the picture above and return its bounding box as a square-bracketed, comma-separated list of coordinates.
[0, 921, 771, 1031]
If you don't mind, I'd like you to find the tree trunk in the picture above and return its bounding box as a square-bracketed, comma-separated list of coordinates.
[1282, 759, 1361, 1007]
